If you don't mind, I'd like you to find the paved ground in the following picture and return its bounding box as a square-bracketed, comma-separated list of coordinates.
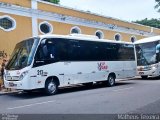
[0, 88, 17, 95]
[0, 77, 160, 119]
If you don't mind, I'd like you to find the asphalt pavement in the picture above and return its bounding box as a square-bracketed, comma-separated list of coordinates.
[0, 77, 160, 119]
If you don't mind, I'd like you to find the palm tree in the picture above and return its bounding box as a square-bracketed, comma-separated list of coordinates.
[43, 0, 60, 4]
[155, 0, 160, 12]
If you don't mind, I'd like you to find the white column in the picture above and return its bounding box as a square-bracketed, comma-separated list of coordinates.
[31, 0, 38, 37]
[151, 27, 153, 33]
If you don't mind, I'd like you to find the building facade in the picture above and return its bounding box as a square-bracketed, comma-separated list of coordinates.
[0, 0, 160, 62]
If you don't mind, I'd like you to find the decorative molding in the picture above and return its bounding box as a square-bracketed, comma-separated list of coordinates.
[130, 36, 137, 43]
[0, 2, 158, 37]
[0, 15, 16, 32]
[32, 16, 38, 36]
[70, 26, 81, 34]
[95, 30, 104, 39]
[114, 33, 122, 41]
[39, 21, 53, 34]
[31, 0, 37, 9]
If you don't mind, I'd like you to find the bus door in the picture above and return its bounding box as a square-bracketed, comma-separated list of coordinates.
[62, 62, 76, 85]
[120, 44, 136, 78]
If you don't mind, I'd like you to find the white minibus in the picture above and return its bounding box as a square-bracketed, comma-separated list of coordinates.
[4, 34, 136, 95]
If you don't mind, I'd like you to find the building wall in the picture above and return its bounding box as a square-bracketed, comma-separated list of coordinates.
[38, 19, 144, 41]
[0, 0, 159, 62]
[153, 28, 160, 34]
[0, 12, 32, 59]
[0, 0, 31, 8]
[38, 1, 152, 33]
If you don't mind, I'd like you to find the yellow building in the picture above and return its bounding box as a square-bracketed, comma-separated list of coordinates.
[0, 0, 160, 61]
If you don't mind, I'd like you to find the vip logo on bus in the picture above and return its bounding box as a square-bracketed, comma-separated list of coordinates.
[97, 62, 108, 71]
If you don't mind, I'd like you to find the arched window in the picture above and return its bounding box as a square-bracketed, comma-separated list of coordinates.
[114, 33, 121, 41]
[70, 26, 81, 34]
[95, 30, 104, 39]
[0, 15, 16, 32]
[39, 21, 53, 34]
[130, 36, 136, 43]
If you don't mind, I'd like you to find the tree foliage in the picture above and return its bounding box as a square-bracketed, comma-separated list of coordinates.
[43, 0, 60, 4]
[155, 0, 160, 12]
[134, 18, 160, 29]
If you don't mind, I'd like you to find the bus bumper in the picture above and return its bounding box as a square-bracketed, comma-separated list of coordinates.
[138, 70, 159, 77]
[4, 80, 30, 90]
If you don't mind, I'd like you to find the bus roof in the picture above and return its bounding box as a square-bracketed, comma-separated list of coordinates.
[134, 36, 160, 44]
[37, 34, 133, 45]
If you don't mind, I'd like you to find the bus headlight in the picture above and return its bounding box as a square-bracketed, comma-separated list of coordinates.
[151, 64, 158, 70]
[19, 71, 28, 80]
[152, 67, 156, 70]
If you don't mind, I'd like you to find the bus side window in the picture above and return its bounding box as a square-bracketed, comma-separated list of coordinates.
[56, 39, 68, 61]
[35, 39, 56, 61]
[68, 40, 79, 61]
[47, 43, 56, 59]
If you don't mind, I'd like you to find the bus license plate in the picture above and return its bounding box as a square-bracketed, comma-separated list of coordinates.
[9, 82, 17, 87]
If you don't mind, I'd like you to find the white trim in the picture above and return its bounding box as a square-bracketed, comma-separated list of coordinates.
[70, 26, 81, 34]
[0, 15, 16, 32]
[31, 0, 38, 9]
[39, 21, 53, 34]
[151, 27, 154, 33]
[32, 16, 38, 36]
[37, 0, 153, 30]
[114, 33, 122, 41]
[0, 3, 31, 17]
[31, 0, 38, 36]
[95, 30, 104, 39]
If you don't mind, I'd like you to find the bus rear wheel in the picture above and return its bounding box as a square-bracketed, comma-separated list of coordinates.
[107, 74, 115, 87]
[45, 79, 58, 95]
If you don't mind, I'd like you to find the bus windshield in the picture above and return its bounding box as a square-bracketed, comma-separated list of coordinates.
[6, 37, 39, 70]
[135, 41, 158, 66]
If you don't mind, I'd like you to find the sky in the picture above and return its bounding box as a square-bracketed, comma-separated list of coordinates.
[60, 0, 160, 22]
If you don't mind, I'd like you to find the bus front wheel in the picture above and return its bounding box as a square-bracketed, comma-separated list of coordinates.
[45, 79, 58, 95]
[141, 75, 148, 79]
[107, 74, 115, 87]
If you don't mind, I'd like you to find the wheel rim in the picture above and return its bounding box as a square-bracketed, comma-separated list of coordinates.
[109, 76, 114, 85]
[48, 81, 56, 94]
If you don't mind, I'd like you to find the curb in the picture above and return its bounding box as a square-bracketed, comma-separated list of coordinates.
[0, 90, 19, 96]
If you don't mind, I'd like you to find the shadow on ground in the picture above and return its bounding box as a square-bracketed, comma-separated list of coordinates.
[7, 80, 134, 99]
[130, 76, 160, 81]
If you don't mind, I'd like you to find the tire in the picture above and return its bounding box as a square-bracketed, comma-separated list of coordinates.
[45, 79, 58, 95]
[107, 74, 115, 87]
[141, 75, 148, 79]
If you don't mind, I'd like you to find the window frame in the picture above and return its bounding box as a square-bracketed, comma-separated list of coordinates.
[130, 36, 137, 43]
[0, 15, 16, 32]
[114, 33, 122, 41]
[95, 30, 104, 39]
[70, 26, 81, 34]
[39, 21, 53, 34]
